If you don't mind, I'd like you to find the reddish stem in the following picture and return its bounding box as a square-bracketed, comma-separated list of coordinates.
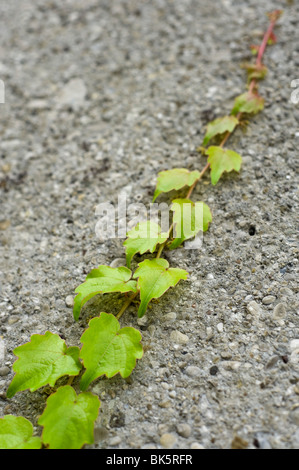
[115, 11, 282, 322]
[249, 10, 282, 94]
[186, 161, 210, 199]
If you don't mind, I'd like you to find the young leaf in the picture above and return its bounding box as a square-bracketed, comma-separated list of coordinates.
[153, 168, 200, 202]
[123, 221, 169, 268]
[202, 115, 239, 147]
[169, 198, 212, 249]
[231, 91, 264, 115]
[73, 265, 137, 321]
[6, 332, 82, 398]
[241, 62, 267, 81]
[80, 312, 143, 391]
[267, 31, 277, 45]
[0, 415, 41, 449]
[206, 146, 242, 186]
[133, 258, 188, 318]
[250, 44, 259, 55]
[38, 385, 100, 449]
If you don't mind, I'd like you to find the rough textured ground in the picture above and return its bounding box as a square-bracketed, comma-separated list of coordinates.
[0, 0, 298, 450]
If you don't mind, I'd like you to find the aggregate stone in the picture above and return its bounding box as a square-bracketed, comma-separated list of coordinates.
[0, 367, 10, 377]
[209, 365, 219, 375]
[160, 433, 177, 449]
[289, 408, 299, 426]
[262, 295, 276, 305]
[109, 258, 126, 268]
[221, 361, 241, 371]
[56, 78, 87, 109]
[273, 303, 287, 320]
[7, 317, 19, 325]
[290, 340, 299, 351]
[170, 330, 189, 345]
[190, 442, 205, 449]
[246, 300, 263, 317]
[0, 0, 298, 451]
[290, 349, 299, 365]
[185, 366, 201, 377]
[137, 316, 148, 327]
[65, 295, 74, 308]
[177, 423, 192, 438]
[161, 312, 177, 323]
[254, 433, 272, 449]
[109, 436, 122, 447]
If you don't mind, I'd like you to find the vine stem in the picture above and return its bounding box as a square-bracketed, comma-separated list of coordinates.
[67, 375, 75, 386]
[249, 10, 282, 94]
[186, 161, 211, 198]
[156, 236, 169, 259]
[116, 11, 281, 321]
[257, 12, 280, 64]
[116, 292, 138, 320]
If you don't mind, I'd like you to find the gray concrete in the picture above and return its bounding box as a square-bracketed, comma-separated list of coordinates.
[0, 0, 298, 449]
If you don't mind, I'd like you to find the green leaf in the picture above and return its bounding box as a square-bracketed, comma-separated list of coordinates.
[169, 198, 212, 249]
[206, 146, 242, 185]
[133, 258, 188, 318]
[250, 45, 259, 55]
[153, 168, 200, 202]
[0, 415, 41, 449]
[231, 91, 264, 115]
[38, 385, 100, 449]
[6, 332, 82, 398]
[202, 115, 239, 147]
[80, 313, 143, 390]
[123, 221, 169, 268]
[73, 265, 138, 321]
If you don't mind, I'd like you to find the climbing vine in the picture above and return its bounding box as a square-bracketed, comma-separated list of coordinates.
[0, 10, 282, 449]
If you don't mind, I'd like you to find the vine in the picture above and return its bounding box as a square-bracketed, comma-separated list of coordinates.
[0, 10, 282, 449]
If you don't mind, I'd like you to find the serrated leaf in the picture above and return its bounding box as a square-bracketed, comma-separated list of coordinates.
[206, 146, 242, 186]
[0, 415, 42, 449]
[169, 198, 212, 249]
[153, 168, 200, 202]
[73, 265, 138, 321]
[123, 221, 169, 268]
[80, 313, 143, 390]
[6, 332, 82, 398]
[231, 91, 264, 115]
[38, 385, 100, 449]
[133, 258, 188, 318]
[202, 115, 239, 147]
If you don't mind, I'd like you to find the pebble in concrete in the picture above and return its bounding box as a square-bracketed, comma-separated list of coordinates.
[160, 433, 177, 449]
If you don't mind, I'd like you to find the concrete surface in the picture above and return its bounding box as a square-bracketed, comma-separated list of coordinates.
[0, 0, 298, 449]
